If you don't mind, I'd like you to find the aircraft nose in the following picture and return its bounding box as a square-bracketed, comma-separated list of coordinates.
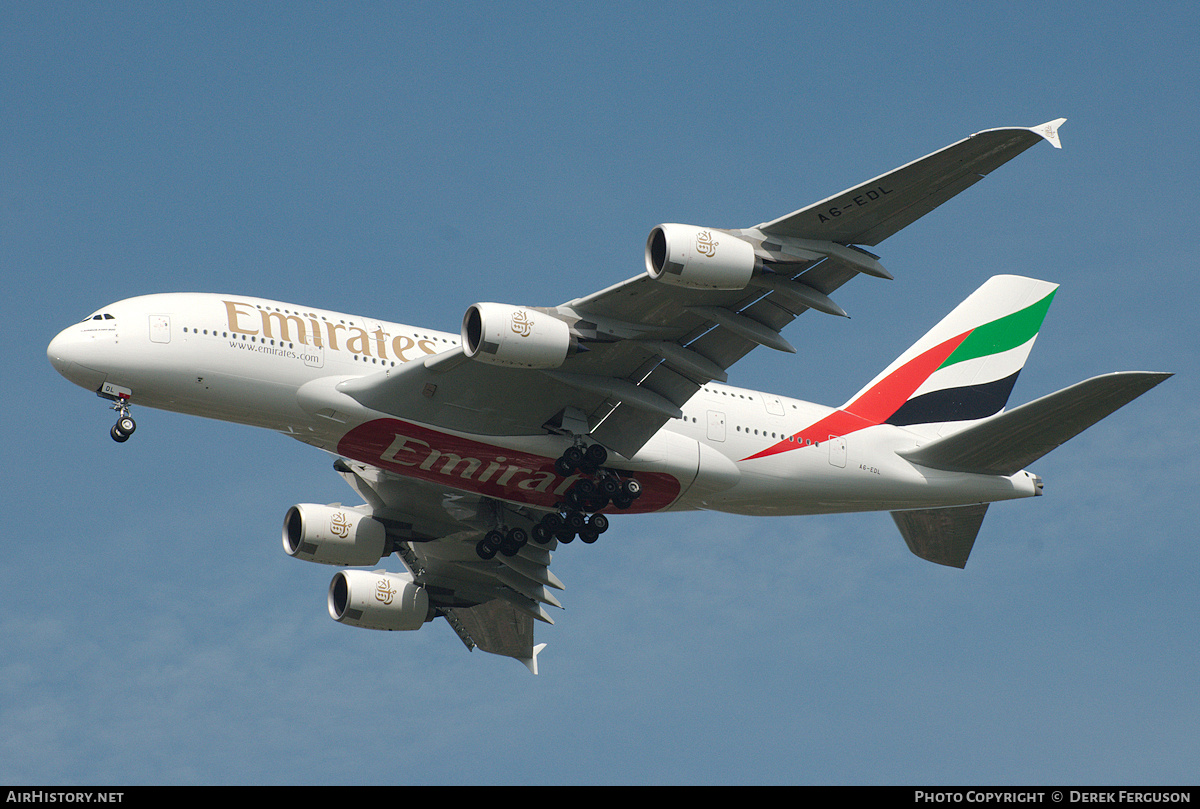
[47, 327, 75, 375]
[47, 325, 109, 390]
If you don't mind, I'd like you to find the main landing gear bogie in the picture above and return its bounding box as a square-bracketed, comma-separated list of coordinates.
[528, 509, 610, 547]
[553, 442, 610, 477]
[472, 442, 644, 560]
[475, 525, 529, 561]
[530, 443, 643, 547]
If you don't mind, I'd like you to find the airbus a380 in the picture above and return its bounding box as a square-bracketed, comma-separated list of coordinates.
[47, 119, 1170, 672]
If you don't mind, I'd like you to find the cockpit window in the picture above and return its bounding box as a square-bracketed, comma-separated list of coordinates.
[83, 313, 116, 322]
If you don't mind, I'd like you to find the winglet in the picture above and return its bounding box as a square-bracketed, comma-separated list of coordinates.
[1032, 118, 1066, 149]
[522, 643, 547, 675]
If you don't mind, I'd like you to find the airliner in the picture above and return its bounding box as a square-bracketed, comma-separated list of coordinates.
[47, 119, 1170, 673]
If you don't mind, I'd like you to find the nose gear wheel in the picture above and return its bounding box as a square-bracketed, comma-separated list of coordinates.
[108, 398, 137, 443]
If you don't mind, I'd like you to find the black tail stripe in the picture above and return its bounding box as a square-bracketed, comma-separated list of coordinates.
[884, 371, 1021, 427]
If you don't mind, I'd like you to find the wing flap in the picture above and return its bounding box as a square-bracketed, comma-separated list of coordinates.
[446, 600, 537, 660]
[581, 255, 862, 454]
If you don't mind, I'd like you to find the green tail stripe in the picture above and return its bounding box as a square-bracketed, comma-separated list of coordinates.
[939, 289, 1057, 370]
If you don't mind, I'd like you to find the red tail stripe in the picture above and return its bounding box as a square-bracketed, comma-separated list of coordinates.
[741, 330, 970, 462]
[843, 330, 970, 423]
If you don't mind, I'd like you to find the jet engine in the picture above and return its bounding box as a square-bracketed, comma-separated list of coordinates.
[645, 224, 758, 290]
[282, 503, 388, 567]
[461, 302, 577, 369]
[328, 569, 431, 631]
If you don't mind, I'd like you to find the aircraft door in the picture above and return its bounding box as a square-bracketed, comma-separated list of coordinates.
[706, 410, 726, 442]
[149, 315, 171, 344]
[828, 435, 847, 468]
[302, 343, 325, 369]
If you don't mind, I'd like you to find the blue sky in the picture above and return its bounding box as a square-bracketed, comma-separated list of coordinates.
[3, 2, 1197, 785]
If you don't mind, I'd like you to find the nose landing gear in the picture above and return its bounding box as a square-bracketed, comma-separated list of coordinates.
[108, 398, 136, 443]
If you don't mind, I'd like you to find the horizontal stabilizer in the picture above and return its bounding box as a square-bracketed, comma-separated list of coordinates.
[892, 503, 989, 568]
[899, 372, 1172, 475]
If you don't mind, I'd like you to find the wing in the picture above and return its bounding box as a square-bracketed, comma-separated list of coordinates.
[334, 458, 559, 672]
[337, 120, 1065, 459]
[755, 118, 1065, 245]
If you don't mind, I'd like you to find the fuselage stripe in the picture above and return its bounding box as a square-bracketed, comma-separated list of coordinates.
[741, 330, 970, 461]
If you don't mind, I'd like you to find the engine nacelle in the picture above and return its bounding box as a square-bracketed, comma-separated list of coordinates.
[282, 504, 388, 567]
[328, 569, 431, 631]
[645, 224, 757, 290]
[461, 302, 575, 369]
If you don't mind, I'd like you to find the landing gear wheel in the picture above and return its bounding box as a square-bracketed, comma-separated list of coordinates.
[475, 529, 505, 559]
[584, 444, 608, 469]
[535, 512, 563, 544]
[108, 396, 136, 443]
[565, 511, 587, 533]
[587, 513, 610, 534]
[562, 445, 584, 470]
[500, 526, 528, 557]
[567, 480, 597, 509]
[579, 529, 600, 544]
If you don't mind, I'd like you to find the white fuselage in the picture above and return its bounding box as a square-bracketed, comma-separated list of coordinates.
[47, 293, 1040, 517]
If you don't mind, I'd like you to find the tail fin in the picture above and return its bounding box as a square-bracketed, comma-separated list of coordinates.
[841, 275, 1058, 431]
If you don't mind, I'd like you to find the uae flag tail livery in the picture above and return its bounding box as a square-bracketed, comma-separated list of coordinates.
[846, 274, 1057, 433]
[744, 275, 1059, 463]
